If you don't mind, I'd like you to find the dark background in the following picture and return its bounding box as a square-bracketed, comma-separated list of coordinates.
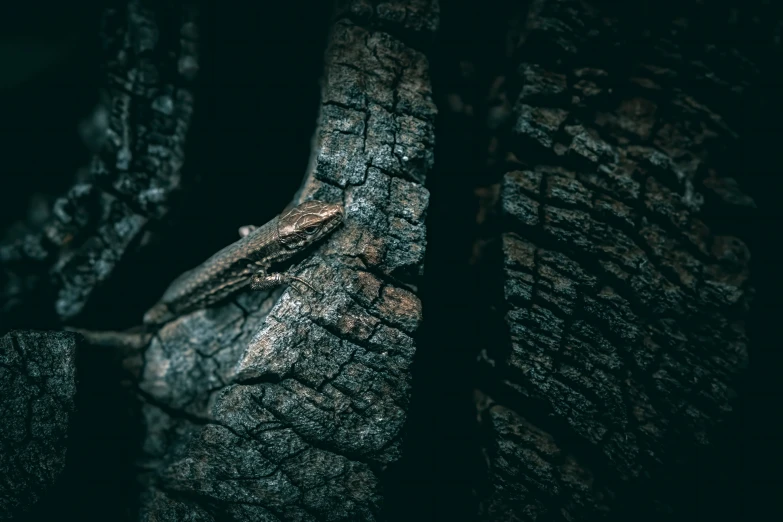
[1, 1, 781, 520]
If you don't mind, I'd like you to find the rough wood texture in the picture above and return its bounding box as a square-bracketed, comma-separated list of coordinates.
[137, 3, 436, 520]
[0, 0, 198, 326]
[3, 0, 778, 520]
[474, 0, 761, 519]
[0, 331, 77, 520]
[335, 0, 439, 33]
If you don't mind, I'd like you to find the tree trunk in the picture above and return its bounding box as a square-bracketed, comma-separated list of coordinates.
[463, 0, 774, 520]
[1, 0, 780, 521]
[138, 3, 437, 519]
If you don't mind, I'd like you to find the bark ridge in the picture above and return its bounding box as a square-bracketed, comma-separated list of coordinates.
[475, 0, 755, 519]
[138, 3, 437, 521]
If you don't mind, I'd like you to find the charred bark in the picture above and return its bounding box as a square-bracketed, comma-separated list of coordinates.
[469, 0, 773, 520]
[0, 0, 199, 328]
[137, 2, 437, 521]
[0, 331, 77, 519]
[1, 0, 779, 521]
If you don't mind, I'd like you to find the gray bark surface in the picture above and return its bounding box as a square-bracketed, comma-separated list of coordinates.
[137, 3, 436, 520]
[0, 331, 77, 520]
[474, 0, 761, 519]
[0, 0, 198, 325]
[1, 0, 776, 520]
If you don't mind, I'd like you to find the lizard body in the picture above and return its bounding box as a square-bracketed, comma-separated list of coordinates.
[143, 200, 343, 325]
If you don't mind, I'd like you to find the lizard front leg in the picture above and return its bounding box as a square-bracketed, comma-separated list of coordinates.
[250, 267, 319, 294]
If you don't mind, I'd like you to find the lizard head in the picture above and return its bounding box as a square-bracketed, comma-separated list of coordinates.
[277, 200, 344, 250]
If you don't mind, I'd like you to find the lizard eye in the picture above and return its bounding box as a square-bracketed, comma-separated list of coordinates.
[304, 225, 320, 235]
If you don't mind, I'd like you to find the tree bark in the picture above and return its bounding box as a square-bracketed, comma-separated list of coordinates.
[0, 0, 198, 327]
[137, 2, 437, 520]
[0, 331, 77, 520]
[0, 0, 779, 521]
[470, 0, 767, 519]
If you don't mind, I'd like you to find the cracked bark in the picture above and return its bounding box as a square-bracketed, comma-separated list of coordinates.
[0, 0, 199, 328]
[0, 331, 77, 520]
[137, 3, 436, 521]
[470, 1, 767, 520]
[1, 0, 777, 520]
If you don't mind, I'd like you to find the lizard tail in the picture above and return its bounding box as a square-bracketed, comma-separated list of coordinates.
[66, 327, 151, 350]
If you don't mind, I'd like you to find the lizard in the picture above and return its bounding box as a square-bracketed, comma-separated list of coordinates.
[143, 199, 344, 325]
[69, 199, 343, 346]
